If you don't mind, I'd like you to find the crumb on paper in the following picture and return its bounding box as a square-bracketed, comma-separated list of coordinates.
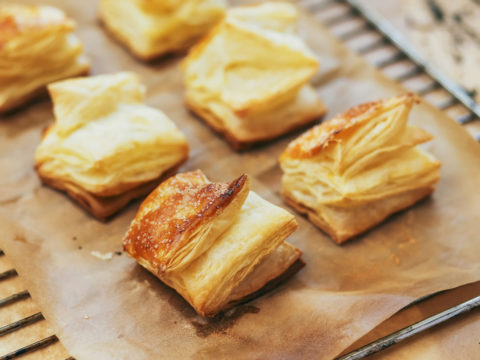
[91, 251, 113, 261]
[389, 254, 401, 265]
[83, 315, 90, 319]
[392, 255, 401, 265]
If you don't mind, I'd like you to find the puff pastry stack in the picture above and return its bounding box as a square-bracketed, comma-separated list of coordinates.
[183, 2, 326, 150]
[0, 4, 90, 114]
[123, 170, 303, 317]
[280, 94, 441, 244]
[99, 0, 226, 60]
[35, 72, 189, 220]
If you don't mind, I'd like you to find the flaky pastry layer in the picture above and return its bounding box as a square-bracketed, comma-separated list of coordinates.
[123, 170, 302, 316]
[99, 0, 226, 60]
[183, 2, 325, 149]
[280, 94, 441, 243]
[35, 72, 189, 219]
[283, 186, 434, 244]
[38, 160, 184, 221]
[0, 4, 90, 114]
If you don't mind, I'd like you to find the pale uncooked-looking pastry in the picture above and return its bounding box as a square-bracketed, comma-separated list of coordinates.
[280, 94, 441, 244]
[123, 170, 303, 317]
[35, 72, 189, 220]
[183, 2, 326, 150]
[0, 4, 90, 114]
[99, 0, 226, 60]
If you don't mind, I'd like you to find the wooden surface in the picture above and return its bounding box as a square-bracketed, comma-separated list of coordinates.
[1, 0, 479, 359]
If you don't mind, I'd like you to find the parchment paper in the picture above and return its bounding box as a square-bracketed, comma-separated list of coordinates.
[1, 0, 480, 359]
[342, 281, 480, 359]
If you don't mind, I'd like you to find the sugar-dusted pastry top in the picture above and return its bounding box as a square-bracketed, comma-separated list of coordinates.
[0, 4, 90, 112]
[280, 94, 441, 206]
[99, 0, 226, 59]
[124, 171, 250, 273]
[123, 170, 300, 316]
[35, 72, 188, 197]
[183, 2, 319, 113]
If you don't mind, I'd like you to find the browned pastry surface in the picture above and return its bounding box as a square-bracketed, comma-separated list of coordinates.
[280, 94, 441, 243]
[123, 170, 302, 316]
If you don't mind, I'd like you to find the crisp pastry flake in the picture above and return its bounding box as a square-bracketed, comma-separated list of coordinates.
[35, 72, 189, 220]
[183, 2, 327, 150]
[0, 4, 90, 114]
[123, 170, 303, 317]
[280, 93, 441, 243]
[99, 0, 226, 60]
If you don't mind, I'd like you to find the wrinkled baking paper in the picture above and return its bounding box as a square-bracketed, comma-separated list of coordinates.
[342, 281, 480, 359]
[1, 0, 480, 359]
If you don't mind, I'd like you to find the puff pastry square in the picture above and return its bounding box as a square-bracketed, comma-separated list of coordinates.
[183, 2, 327, 150]
[99, 0, 226, 60]
[0, 4, 90, 114]
[35, 72, 189, 220]
[280, 94, 441, 244]
[123, 170, 303, 317]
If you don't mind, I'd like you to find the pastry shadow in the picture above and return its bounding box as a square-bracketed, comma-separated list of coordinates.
[0, 93, 50, 121]
[128, 262, 262, 337]
[128, 258, 305, 338]
[128, 262, 197, 318]
[190, 305, 261, 338]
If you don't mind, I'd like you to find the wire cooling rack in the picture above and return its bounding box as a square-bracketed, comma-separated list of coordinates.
[301, 0, 480, 141]
[1, 1, 480, 359]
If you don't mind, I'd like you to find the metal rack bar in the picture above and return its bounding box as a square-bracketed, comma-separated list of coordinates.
[0, 313, 45, 337]
[392, 66, 422, 82]
[345, 0, 480, 121]
[0, 269, 17, 281]
[0, 335, 59, 360]
[357, 38, 387, 54]
[336, 295, 480, 360]
[0, 291, 30, 307]
[322, 9, 356, 26]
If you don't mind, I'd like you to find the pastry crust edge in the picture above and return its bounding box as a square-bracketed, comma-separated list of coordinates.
[36, 157, 187, 221]
[98, 15, 195, 62]
[282, 186, 435, 244]
[134, 239, 304, 318]
[0, 68, 90, 115]
[185, 98, 327, 151]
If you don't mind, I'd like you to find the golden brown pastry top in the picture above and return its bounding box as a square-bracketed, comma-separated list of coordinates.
[281, 93, 426, 160]
[123, 170, 299, 316]
[280, 93, 441, 206]
[123, 171, 250, 273]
